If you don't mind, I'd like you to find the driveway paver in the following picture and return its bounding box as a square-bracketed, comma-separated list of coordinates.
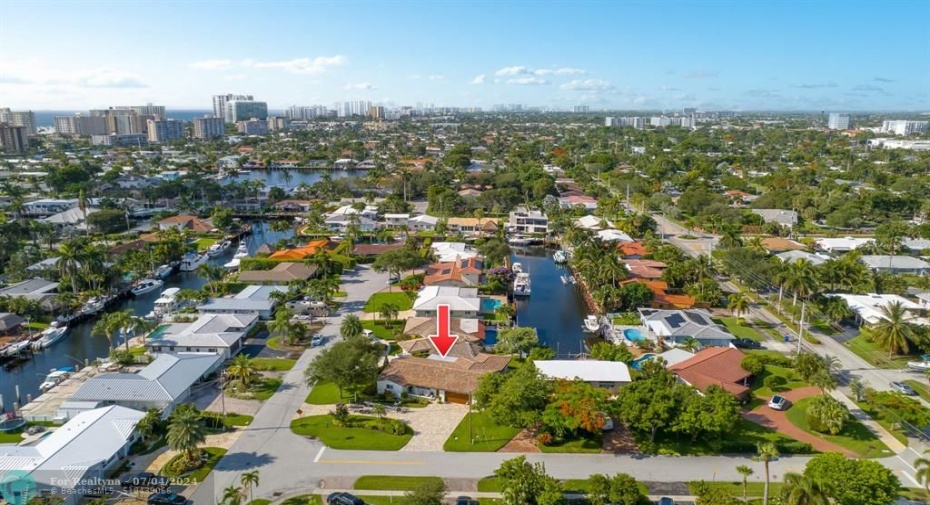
[743, 386, 855, 456]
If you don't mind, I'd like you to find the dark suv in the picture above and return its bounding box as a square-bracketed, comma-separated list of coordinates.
[327, 492, 365, 505]
[147, 492, 187, 505]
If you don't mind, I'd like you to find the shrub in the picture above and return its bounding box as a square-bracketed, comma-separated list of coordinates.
[741, 355, 764, 375]
[807, 395, 848, 435]
[763, 375, 787, 390]
[754, 353, 794, 368]
[537, 432, 554, 446]
[330, 404, 350, 426]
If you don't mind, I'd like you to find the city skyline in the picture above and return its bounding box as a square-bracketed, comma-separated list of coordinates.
[1, 0, 928, 111]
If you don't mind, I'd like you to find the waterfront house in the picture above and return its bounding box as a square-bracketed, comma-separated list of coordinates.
[559, 194, 598, 211]
[145, 313, 258, 359]
[197, 285, 287, 319]
[575, 215, 613, 231]
[21, 198, 78, 217]
[446, 217, 499, 236]
[157, 214, 215, 232]
[402, 316, 485, 342]
[623, 259, 668, 280]
[639, 308, 734, 347]
[377, 350, 510, 404]
[618, 242, 649, 259]
[621, 279, 698, 310]
[430, 242, 480, 262]
[669, 347, 752, 399]
[407, 214, 439, 232]
[61, 353, 222, 419]
[859, 255, 930, 276]
[273, 199, 315, 213]
[596, 229, 634, 243]
[382, 213, 411, 228]
[351, 242, 405, 257]
[0, 312, 25, 334]
[534, 360, 632, 393]
[508, 207, 549, 235]
[41, 206, 99, 232]
[0, 406, 145, 505]
[267, 239, 331, 260]
[413, 286, 482, 318]
[238, 262, 318, 284]
[324, 213, 378, 232]
[0, 278, 59, 308]
[423, 257, 484, 287]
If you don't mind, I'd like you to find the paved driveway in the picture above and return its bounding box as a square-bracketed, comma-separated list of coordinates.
[742, 386, 855, 456]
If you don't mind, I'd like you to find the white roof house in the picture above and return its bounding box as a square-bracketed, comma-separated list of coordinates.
[829, 293, 928, 326]
[903, 238, 930, 252]
[816, 237, 874, 253]
[0, 406, 144, 503]
[430, 242, 480, 262]
[596, 229, 634, 243]
[775, 250, 827, 266]
[639, 308, 734, 347]
[859, 255, 930, 275]
[534, 360, 632, 387]
[751, 209, 798, 227]
[328, 204, 378, 219]
[64, 353, 222, 418]
[41, 206, 100, 230]
[575, 215, 613, 230]
[197, 285, 287, 319]
[145, 313, 258, 358]
[408, 214, 439, 231]
[657, 348, 696, 367]
[413, 286, 481, 317]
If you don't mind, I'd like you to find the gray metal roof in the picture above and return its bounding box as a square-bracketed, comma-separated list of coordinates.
[860, 255, 930, 270]
[639, 308, 734, 341]
[198, 298, 273, 312]
[72, 353, 221, 402]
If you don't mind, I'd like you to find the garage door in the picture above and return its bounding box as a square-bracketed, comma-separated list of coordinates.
[445, 392, 469, 404]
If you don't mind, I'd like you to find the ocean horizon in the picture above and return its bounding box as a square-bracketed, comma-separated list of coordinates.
[31, 109, 286, 127]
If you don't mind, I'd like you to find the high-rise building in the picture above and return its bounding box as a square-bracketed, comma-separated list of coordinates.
[132, 103, 166, 119]
[367, 106, 385, 119]
[146, 119, 185, 143]
[267, 116, 286, 131]
[605, 117, 645, 129]
[236, 118, 268, 135]
[224, 101, 268, 123]
[0, 109, 37, 135]
[213, 94, 254, 119]
[0, 123, 29, 152]
[827, 113, 850, 130]
[881, 120, 929, 136]
[55, 114, 109, 136]
[572, 105, 590, 113]
[193, 116, 225, 140]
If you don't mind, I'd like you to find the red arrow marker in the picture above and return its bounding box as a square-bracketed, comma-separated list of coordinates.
[428, 304, 459, 358]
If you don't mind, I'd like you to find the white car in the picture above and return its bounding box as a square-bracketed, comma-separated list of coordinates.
[311, 336, 324, 347]
[768, 395, 788, 410]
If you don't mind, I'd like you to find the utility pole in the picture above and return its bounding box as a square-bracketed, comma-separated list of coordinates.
[797, 303, 806, 355]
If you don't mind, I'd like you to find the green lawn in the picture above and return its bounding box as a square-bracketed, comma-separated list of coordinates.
[362, 320, 401, 340]
[903, 380, 930, 403]
[648, 418, 806, 456]
[251, 357, 297, 371]
[715, 316, 764, 342]
[279, 496, 322, 505]
[443, 412, 521, 452]
[245, 378, 282, 401]
[0, 431, 23, 444]
[561, 479, 649, 495]
[354, 476, 444, 491]
[128, 346, 148, 356]
[305, 381, 348, 404]
[203, 412, 254, 428]
[161, 447, 227, 482]
[355, 497, 396, 505]
[194, 237, 217, 251]
[477, 477, 501, 492]
[248, 501, 272, 505]
[751, 365, 807, 398]
[845, 334, 909, 369]
[290, 414, 413, 450]
[854, 400, 909, 447]
[687, 481, 785, 499]
[364, 292, 414, 313]
[539, 432, 602, 454]
[785, 397, 893, 458]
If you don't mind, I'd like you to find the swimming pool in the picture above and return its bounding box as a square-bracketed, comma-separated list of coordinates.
[484, 328, 498, 346]
[148, 324, 170, 340]
[481, 298, 503, 312]
[631, 353, 656, 370]
[623, 328, 646, 342]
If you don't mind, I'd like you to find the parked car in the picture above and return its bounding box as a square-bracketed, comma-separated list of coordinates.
[658, 498, 675, 505]
[327, 492, 365, 505]
[311, 335, 325, 347]
[732, 338, 761, 349]
[890, 381, 917, 396]
[455, 497, 476, 505]
[147, 493, 187, 505]
[768, 395, 788, 410]
[600, 414, 615, 431]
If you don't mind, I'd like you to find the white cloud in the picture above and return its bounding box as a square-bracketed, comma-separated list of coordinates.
[242, 55, 346, 74]
[495, 65, 586, 77]
[561, 79, 614, 91]
[470, 74, 486, 85]
[506, 77, 549, 86]
[535, 67, 586, 76]
[78, 69, 147, 88]
[495, 66, 530, 76]
[0, 60, 148, 89]
[189, 59, 233, 70]
[344, 82, 377, 90]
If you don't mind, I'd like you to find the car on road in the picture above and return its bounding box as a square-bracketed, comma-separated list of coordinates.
[768, 395, 788, 410]
[732, 338, 762, 349]
[311, 335, 325, 347]
[147, 493, 187, 505]
[292, 314, 313, 322]
[455, 497, 476, 505]
[658, 498, 675, 505]
[327, 492, 365, 505]
[890, 381, 917, 396]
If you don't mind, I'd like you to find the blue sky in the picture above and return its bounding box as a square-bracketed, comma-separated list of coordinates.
[1, 0, 928, 111]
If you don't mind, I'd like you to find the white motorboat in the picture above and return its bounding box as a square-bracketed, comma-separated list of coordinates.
[232, 242, 249, 259]
[153, 287, 181, 317]
[583, 315, 601, 332]
[39, 367, 73, 391]
[509, 237, 533, 246]
[33, 322, 68, 349]
[223, 258, 241, 271]
[207, 240, 232, 258]
[560, 275, 569, 285]
[907, 361, 930, 371]
[568, 276, 577, 285]
[131, 278, 164, 297]
[512, 262, 523, 274]
[154, 264, 173, 280]
[1, 339, 31, 357]
[179, 252, 208, 272]
[513, 272, 531, 296]
[81, 296, 105, 315]
[553, 250, 567, 264]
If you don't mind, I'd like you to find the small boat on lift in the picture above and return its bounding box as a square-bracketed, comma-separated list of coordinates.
[553, 250, 567, 264]
[32, 322, 69, 350]
[583, 315, 601, 332]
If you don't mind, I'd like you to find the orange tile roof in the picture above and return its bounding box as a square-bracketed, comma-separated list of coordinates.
[424, 257, 484, 285]
[620, 279, 696, 309]
[669, 347, 751, 397]
[618, 242, 649, 257]
[268, 239, 330, 260]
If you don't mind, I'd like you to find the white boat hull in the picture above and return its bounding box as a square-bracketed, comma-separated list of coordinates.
[179, 253, 208, 272]
[907, 361, 930, 370]
[131, 279, 164, 296]
[35, 326, 68, 349]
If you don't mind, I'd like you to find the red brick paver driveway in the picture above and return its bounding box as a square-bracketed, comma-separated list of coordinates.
[742, 386, 856, 457]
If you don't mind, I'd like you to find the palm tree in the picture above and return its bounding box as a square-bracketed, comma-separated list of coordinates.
[915, 449, 930, 494]
[719, 223, 743, 248]
[267, 307, 295, 344]
[197, 263, 226, 295]
[136, 408, 162, 443]
[747, 236, 767, 254]
[167, 407, 207, 463]
[240, 470, 260, 504]
[91, 309, 133, 349]
[870, 300, 917, 357]
[680, 337, 701, 352]
[755, 442, 779, 505]
[373, 403, 387, 426]
[340, 314, 363, 339]
[736, 464, 754, 501]
[309, 249, 337, 277]
[380, 302, 399, 328]
[728, 291, 751, 323]
[57, 240, 84, 293]
[783, 259, 819, 306]
[220, 485, 243, 505]
[226, 354, 258, 391]
[849, 377, 867, 402]
[780, 472, 832, 505]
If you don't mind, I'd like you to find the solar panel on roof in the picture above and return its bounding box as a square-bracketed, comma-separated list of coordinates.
[687, 312, 709, 325]
[666, 314, 686, 328]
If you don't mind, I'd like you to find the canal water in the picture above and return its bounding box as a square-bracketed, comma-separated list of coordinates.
[0, 222, 295, 407]
[220, 169, 364, 189]
[511, 248, 589, 357]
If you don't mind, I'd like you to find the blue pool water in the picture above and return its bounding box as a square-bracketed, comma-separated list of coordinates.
[631, 353, 657, 370]
[482, 299, 502, 312]
[484, 328, 498, 346]
[624, 328, 646, 342]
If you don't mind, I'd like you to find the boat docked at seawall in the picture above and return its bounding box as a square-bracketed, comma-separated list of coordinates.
[131, 278, 164, 297]
[153, 287, 181, 318]
[583, 315, 601, 332]
[80, 296, 105, 316]
[0, 339, 31, 358]
[233, 241, 249, 259]
[560, 275, 569, 285]
[39, 367, 73, 391]
[32, 322, 69, 349]
[553, 250, 568, 264]
[207, 240, 232, 258]
[179, 251, 209, 272]
[154, 264, 173, 280]
[223, 258, 241, 271]
[509, 236, 535, 246]
[512, 262, 523, 274]
[513, 272, 531, 296]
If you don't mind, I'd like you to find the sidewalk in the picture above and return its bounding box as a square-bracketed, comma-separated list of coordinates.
[831, 390, 907, 454]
